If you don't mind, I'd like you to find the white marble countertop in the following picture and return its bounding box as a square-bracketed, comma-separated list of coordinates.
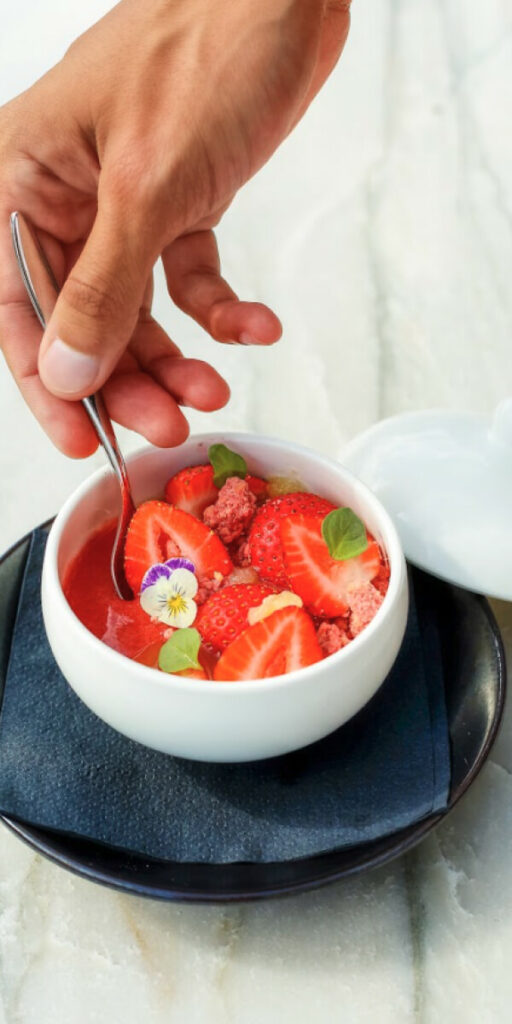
[1, 1, 512, 1020]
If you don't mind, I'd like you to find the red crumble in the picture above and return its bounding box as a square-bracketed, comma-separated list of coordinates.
[317, 620, 352, 657]
[372, 561, 390, 596]
[230, 539, 252, 568]
[203, 477, 257, 545]
[196, 575, 224, 606]
[348, 582, 384, 637]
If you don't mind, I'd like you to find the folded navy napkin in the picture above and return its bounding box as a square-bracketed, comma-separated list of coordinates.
[0, 528, 450, 864]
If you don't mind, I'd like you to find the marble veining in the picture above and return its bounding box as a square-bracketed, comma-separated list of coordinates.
[1, 1, 512, 1021]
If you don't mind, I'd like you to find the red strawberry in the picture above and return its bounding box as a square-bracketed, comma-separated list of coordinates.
[165, 465, 218, 518]
[214, 606, 322, 681]
[280, 514, 382, 618]
[248, 493, 336, 587]
[124, 501, 232, 593]
[165, 465, 267, 519]
[196, 583, 275, 653]
[246, 475, 268, 502]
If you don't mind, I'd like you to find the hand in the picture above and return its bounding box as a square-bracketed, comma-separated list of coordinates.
[0, 0, 351, 457]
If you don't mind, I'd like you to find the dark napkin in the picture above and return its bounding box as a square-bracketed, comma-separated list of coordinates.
[0, 528, 450, 864]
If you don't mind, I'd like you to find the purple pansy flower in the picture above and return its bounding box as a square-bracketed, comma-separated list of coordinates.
[139, 558, 198, 628]
[140, 557, 196, 593]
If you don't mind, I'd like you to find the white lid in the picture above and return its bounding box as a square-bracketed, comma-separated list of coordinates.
[343, 400, 512, 600]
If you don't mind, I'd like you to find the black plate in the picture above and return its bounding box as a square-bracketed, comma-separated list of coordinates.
[0, 525, 506, 902]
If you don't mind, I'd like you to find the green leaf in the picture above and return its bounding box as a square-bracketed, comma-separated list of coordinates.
[158, 628, 202, 674]
[321, 508, 368, 561]
[208, 443, 247, 488]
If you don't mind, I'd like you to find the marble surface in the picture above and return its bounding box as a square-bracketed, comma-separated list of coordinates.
[1, 1, 512, 1020]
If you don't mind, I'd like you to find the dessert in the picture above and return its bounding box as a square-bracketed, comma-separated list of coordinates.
[63, 443, 390, 682]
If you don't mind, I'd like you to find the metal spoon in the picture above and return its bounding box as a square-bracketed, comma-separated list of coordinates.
[10, 211, 135, 600]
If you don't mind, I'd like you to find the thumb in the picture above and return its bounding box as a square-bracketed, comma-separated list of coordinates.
[39, 208, 154, 398]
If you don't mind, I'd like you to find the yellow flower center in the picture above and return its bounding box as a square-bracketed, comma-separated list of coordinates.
[167, 593, 187, 617]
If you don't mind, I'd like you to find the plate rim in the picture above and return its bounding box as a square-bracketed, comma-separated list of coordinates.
[0, 522, 506, 902]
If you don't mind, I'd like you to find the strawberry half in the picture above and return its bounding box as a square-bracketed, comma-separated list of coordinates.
[196, 583, 275, 653]
[280, 514, 383, 618]
[165, 465, 218, 518]
[247, 493, 336, 587]
[214, 606, 322, 681]
[124, 500, 232, 593]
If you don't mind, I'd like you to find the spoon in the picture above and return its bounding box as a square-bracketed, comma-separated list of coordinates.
[10, 211, 135, 600]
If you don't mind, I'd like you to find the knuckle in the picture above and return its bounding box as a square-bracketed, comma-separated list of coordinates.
[64, 272, 122, 324]
[102, 149, 157, 212]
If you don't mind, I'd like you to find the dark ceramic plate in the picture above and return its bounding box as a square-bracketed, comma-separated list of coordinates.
[0, 525, 506, 902]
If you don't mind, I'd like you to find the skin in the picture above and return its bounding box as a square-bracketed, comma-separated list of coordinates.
[0, 0, 351, 458]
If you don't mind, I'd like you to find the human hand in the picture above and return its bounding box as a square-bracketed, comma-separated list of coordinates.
[0, 0, 351, 457]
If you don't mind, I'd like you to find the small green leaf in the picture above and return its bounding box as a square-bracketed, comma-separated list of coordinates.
[158, 628, 201, 674]
[208, 443, 247, 488]
[321, 508, 368, 561]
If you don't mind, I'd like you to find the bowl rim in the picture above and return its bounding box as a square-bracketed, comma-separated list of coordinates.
[43, 432, 408, 694]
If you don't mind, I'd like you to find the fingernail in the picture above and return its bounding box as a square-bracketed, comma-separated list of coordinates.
[40, 338, 100, 394]
[238, 331, 258, 346]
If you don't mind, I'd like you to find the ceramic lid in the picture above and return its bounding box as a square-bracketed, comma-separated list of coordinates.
[342, 400, 512, 600]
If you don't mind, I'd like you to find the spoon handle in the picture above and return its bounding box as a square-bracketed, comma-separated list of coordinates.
[10, 211, 135, 599]
[10, 212, 132, 487]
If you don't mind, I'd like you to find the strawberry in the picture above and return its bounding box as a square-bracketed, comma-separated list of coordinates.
[247, 493, 336, 587]
[280, 514, 382, 618]
[124, 501, 232, 593]
[165, 465, 218, 518]
[196, 583, 274, 652]
[214, 606, 322, 681]
[246, 475, 268, 502]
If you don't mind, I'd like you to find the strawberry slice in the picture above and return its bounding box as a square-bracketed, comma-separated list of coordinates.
[248, 493, 336, 587]
[165, 465, 218, 518]
[214, 606, 322, 681]
[246, 475, 268, 502]
[196, 582, 275, 652]
[124, 500, 232, 593]
[280, 514, 383, 618]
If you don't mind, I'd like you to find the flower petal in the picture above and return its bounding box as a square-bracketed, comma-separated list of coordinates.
[140, 577, 172, 618]
[169, 599, 197, 629]
[140, 562, 172, 593]
[168, 568, 198, 599]
[164, 557, 196, 575]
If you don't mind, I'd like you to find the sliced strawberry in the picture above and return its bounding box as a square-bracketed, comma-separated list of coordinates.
[124, 501, 232, 593]
[196, 583, 275, 653]
[164, 464, 218, 519]
[248, 493, 336, 587]
[214, 606, 322, 681]
[280, 514, 383, 618]
[246, 475, 268, 501]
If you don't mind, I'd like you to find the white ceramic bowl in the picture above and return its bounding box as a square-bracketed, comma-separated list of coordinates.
[42, 434, 409, 762]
